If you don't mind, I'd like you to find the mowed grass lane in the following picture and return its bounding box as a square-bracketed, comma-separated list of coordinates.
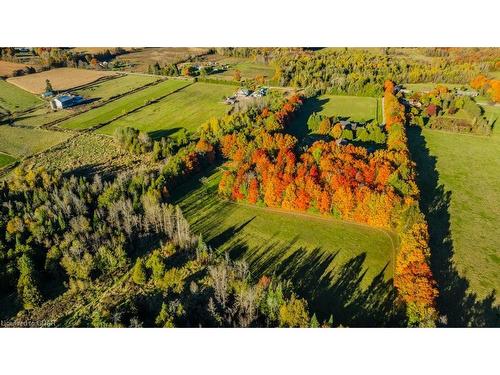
[59, 79, 191, 130]
[97, 82, 234, 138]
[0, 126, 71, 158]
[0, 79, 44, 113]
[13, 75, 162, 128]
[172, 169, 397, 322]
[418, 105, 500, 301]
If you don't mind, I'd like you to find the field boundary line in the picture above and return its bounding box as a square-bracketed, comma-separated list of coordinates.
[37, 77, 170, 131]
[85, 81, 196, 133]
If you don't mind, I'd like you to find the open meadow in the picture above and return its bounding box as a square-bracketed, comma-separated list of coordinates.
[409, 104, 500, 305]
[7, 68, 118, 94]
[172, 169, 399, 324]
[97, 82, 234, 138]
[0, 125, 71, 158]
[21, 133, 140, 176]
[58, 79, 191, 130]
[208, 57, 276, 83]
[0, 79, 44, 113]
[289, 95, 381, 139]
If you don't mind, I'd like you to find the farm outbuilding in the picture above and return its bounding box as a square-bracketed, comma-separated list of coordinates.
[50, 94, 85, 110]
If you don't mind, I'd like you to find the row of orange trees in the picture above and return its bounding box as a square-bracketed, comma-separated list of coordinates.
[383, 80, 438, 326]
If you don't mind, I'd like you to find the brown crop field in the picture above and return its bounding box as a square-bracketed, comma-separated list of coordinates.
[0, 61, 31, 78]
[7, 68, 119, 94]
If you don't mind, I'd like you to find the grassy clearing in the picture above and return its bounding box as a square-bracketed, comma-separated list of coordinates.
[0, 152, 16, 169]
[12, 106, 72, 127]
[0, 79, 44, 113]
[7, 68, 118, 94]
[210, 57, 276, 83]
[97, 82, 234, 138]
[172, 169, 397, 321]
[403, 82, 468, 92]
[416, 104, 500, 301]
[59, 79, 191, 130]
[0, 126, 71, 158]
[22, 133, 140, 176]
[289, 95, 380, 139]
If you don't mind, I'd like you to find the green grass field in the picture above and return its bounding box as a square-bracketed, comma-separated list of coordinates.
[97, 82, 234, 138]
[74, 74, 161, 102]
[0, 79, 44, 113]
[0, 126, 71, 158]
[289, 95, 381, 139]
[0, 152, 16, 169]
[172, 169, 398, 323]
[415, 104, 500, 302]
[58, 79, 191, 130]
[22, 133, 139, 177]
[12, 75, 162, 128]
[210, 57, 276, 83]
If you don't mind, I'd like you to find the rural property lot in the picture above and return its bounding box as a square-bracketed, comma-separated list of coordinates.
[59, 79, 191, 130]
[173, 169, 398, 324]
[12, 74, 162, 127]
[115, 47, 210, 72]
[7, 68, 118, 94]
[410, 105, 500, 303]
[0, 79, 44, 113]
[98, 82, 235, 138]
[208, 57, 276, 83]
[0, 126, 71, 158]
[289, 95, 381, 139]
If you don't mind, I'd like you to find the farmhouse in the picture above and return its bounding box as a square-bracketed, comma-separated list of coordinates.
[50, 94, 85, 110]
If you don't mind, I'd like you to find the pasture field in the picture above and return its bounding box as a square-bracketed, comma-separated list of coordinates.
[0, 60, 31, 78]
[289, 95, 381, 139]
[172, 169, 398, 322]
[59, 79, 191, 130]
[115, 48, 210, 72]
[7, 68, 118, 94]
[0, 79, 44, 113]
[12, 75, 163, 127]
[97, 82, 234, 138]
[209, 57, 276, 83]
[74, 74, 161, 102]
[0, 126, 71, 158]
[22, 133, 140, 176]
[0, 152, 16, 169]
[411, 104, 500, 302]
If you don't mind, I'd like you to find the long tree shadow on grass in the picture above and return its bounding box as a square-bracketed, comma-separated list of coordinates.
[407, 126, 499, 327]
[214, 230, 406, 327]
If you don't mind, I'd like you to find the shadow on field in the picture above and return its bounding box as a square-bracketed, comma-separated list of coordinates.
[149, 127, 183, 140]
[207, 228, 405, 327]
[407, 126, 499, 327]
[288, 96, 328, 140]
